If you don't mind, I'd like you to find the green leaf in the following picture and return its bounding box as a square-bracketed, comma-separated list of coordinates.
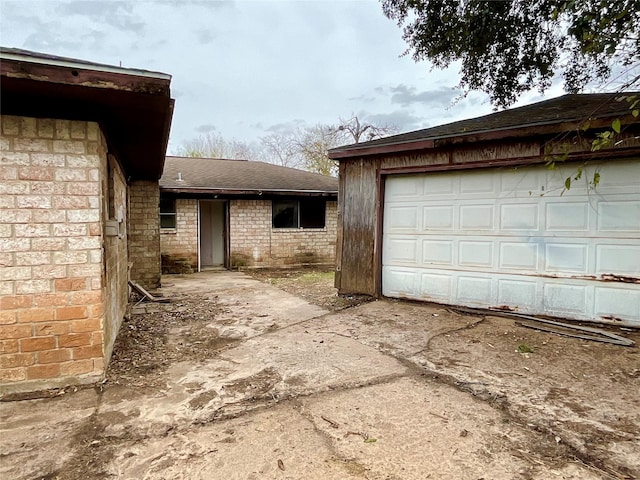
[632, 109, 639, 118]
[564, 177, 571, 190]
[364, 438, 377, 443]
[574, 167, 582, 180]
[611, 119, 621, 134]
[592, 172, 600, 188]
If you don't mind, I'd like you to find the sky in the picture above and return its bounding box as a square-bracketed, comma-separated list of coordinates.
[0, 0, 570, 154]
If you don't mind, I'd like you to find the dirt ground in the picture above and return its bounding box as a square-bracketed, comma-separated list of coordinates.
[1, 269, 638, 480]
[244, 266, 371, 311]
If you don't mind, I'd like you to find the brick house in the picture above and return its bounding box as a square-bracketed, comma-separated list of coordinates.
[0, 48, 173, 395]
[160, 156, 338, 271]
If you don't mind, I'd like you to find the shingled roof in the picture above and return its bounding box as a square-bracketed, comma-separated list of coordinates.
[160, 157, 338, 196]
[329, 92, 639, 159]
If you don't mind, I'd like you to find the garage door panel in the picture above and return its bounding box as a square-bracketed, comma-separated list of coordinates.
[383, 267, 418, 297]
[422, 239, 453, 265]
[545, 244, 589, 273]
[460, 205, 494, 230]
[594, 287, 640, 321]
[500, 203, 539, 230]
[383, 237, 418, 264]
[423, 175, 455, 196]
[596, 245, 640, 274]
[543, 284, 588, 314]
[597, 201, 640, 232]
[460, 171, 496, 194]
[423, 205, 454, 230]
[500, 169, 542, 197]
[457, 276, 492, 303]
[544, 167, 591, 195]
[545, 202, 589, 231]
[383, 161, 640, 325]
[458, 241, 493, 267]
[386, 175, 421, 198]
[497, 279, 538, 308]
[582, 162, 640, 192]
[386, 206, 419, 231]
[499, 242, 539, 271]
[420, 272, 452, 299]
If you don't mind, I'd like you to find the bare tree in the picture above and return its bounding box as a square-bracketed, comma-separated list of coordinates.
[331, 114, 397, 144]
[177, 116, 397, 177]
[260, 132, 303, 169]
[258, 115, 397, 176]
[296, 125, 339, 176]
[176, 131, 257, 160]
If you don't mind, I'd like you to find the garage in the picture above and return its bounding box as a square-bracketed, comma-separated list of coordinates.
[383, 160, 640, 325]
[329, 92, 640, 327]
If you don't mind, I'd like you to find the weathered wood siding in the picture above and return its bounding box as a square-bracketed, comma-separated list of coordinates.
[451, 141, 540, 164]
[336, 158, 378, 294]
[380, 151, 449, 169]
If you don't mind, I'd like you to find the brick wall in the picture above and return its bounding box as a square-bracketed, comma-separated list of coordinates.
[102, 156, 129, 364]
[160, 198, 198, 269]
[159, 198, 337, 270]
[0, 115, 111, 395]
[229, 199, 337, 268]
[128, 181, 161, 288]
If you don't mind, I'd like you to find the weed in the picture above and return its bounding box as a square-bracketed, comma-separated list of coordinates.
[517, 343, 534, 354]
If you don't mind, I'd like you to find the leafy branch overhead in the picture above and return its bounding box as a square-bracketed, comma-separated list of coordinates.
[546, 94, 639, 192]
[382, 0, 640, 108]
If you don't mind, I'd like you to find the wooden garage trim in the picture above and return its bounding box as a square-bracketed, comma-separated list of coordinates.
[379, 147, 640, 176]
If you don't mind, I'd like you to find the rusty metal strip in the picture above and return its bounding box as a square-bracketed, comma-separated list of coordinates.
[515, 321, 635, 347]
[451, 306, 635, 347]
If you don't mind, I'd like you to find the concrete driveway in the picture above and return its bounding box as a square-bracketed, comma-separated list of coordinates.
[1, 271, 638, 479]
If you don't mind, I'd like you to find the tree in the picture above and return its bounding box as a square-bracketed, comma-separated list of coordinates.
[260, 132, 304, 169]
[178, 116, 396, 177]
[382, 0, 640, 108]
[176, 131, 257, 160]
[297, 125, 339, 176]
[260, 115, 397, 176]
[331, 114, 397, 144]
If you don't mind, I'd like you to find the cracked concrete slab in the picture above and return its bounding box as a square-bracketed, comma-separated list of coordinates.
[1, 271, 638, 480]
[98, 322, 408, 435]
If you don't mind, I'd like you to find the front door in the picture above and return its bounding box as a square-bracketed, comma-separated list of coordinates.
[199, 200, 226, 268]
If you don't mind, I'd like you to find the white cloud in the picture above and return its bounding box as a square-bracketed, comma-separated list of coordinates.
[1, 0, 567, 154]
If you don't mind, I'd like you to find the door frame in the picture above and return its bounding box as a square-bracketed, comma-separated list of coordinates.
[197, 199, 229, 271]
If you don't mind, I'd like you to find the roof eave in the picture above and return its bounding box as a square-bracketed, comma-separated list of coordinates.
[0, 48, 171, 80]
[160, 186, 338, 196]
[329, 115, 634, 160]
[0, 50, 173, 181]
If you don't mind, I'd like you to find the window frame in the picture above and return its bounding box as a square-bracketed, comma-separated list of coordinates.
[159, 197, 177, 229]
[272, 198, 326, 229]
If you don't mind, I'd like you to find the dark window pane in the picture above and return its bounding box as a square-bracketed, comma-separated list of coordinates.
[160, 198, 176, 228]
[300, 199, 325, 228]
[160, 214, 176, 228]
[273, 200, 298, 228]
[160, 197, 176, 213]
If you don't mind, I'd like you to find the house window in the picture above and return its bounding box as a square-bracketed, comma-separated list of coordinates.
[272, 199, 326, 229]
[160, 197, 176, 228]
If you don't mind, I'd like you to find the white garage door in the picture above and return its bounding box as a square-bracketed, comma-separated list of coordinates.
[382, 159, 640, 326]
